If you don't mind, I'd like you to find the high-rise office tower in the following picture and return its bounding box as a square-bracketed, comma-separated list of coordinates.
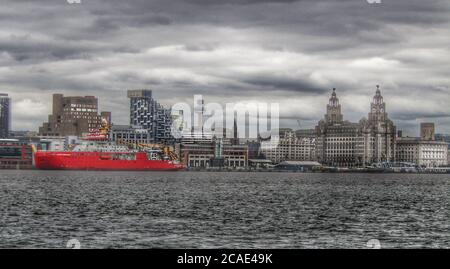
[0, 93, 11, 138]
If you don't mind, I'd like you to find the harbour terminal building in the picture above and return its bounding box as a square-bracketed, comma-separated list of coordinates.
[316, 87, 396, 167]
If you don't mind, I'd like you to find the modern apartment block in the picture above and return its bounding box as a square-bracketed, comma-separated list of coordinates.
[0, 93, 11, 138]
[39, 94, 111, 137]
[127, 89, 173, 144]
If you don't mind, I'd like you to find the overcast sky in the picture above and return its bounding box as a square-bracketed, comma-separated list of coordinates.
[1, 0, 449, 135]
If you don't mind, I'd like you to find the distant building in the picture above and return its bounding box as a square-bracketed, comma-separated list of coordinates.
[0, 139, 35, 169]
[127, 90, 173, 144]
[316, 89, 364, 167]
[274, 161, 321, 172]
[396, 137, 448, 167]
[420, 122, 435, 141]
[359, 86, 397, 164]
[110, 125, 153, 145]
[261, 130, 316, 163]
[316, 86, 396, 167]
[295, 129, 316, 139]
[181, 142, 248, 169]
[247, 141, 263, 159]
[0, 93, 11, 138]
[435, 134, 450, 165]
[39, 94, 111, 137]
[179, 131, 248, 168]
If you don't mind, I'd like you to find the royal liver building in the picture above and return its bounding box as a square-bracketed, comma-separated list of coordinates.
[316, 86, 396, 167]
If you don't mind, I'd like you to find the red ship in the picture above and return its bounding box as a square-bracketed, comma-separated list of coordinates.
[33, 121, 185, 171]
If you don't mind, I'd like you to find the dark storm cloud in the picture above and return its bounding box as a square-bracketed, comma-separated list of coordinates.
[0, 0, 449, 134]
[0, 34, 137, 62]
[241, 75, 326, 94]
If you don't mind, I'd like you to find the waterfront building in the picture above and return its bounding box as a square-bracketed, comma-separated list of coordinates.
[295, 129, 316, 139]
[180, 131, 248, 168]
[396, 137, 448, 167]
[274, 161, 321, 172]
[315, 89, 364, 167]
[110, 125, 154, 145]
[359, 86, 397, 164]
[420, 123, 435, 141]
[316, 86, 396, 167]
[127, 90, 173, 144]
[39, 94, 111, 137]
[0, 93, 11, 138]
[181, 142, 248, 169]
[247, 140, 263, 159]
[0, 139, 35, 169]
[435, 134, 450, 165]
[261, 130, 316, 163]
[248, 159, 273, 169]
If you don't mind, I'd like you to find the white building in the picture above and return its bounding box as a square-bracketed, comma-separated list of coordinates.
[396, 138, 449, 167]
[261, 130, 316, 163]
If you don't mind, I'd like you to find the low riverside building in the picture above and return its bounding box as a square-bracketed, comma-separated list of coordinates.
[248, 159, 274, 169]
[180, 131, 248, 169]
[0, 139, 35, 169]
[181, 142, 248, 169]
[274, 161, 321, 172]
[396, 137, 448, 167]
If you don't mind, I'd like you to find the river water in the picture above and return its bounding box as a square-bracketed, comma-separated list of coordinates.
[1, 171, 449, 249]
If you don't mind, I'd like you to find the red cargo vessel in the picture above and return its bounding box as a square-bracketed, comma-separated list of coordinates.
[33, 122, 185, 171]
[34, 150, 185, 171]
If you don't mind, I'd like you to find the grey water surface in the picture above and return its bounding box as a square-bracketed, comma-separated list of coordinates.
[1, 171, 449, 249]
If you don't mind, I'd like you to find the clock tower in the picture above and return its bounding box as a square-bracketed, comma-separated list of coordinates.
[368, 85, 388, 123]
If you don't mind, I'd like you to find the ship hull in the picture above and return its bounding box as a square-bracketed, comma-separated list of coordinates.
[34, 151, 185, 171]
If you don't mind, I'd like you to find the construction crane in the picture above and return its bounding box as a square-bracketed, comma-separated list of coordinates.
[117, 139, 180, 161]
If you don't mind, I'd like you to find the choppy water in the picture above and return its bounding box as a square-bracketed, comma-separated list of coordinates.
[1, 171, 449, 249]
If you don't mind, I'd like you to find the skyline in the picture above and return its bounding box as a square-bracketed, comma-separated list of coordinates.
[2, 86, 447, 138]
[1, 0, 449, 134]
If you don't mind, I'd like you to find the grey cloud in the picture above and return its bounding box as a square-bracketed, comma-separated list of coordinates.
[0, 0, 449, 134]
[241, 76, 327, 94]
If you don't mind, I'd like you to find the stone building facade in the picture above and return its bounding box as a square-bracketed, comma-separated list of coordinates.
[396, 138, 448, 167]
[261, 130, 316, 163]
[316, 86, 396, 167]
